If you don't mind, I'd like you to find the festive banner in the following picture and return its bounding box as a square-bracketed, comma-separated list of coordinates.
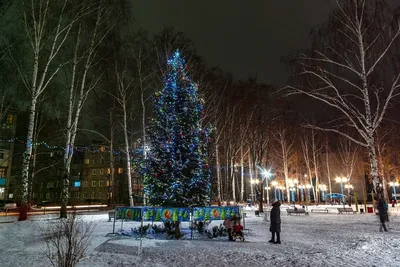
[192, 206, 240, 221]
[115, 206, 240, 222]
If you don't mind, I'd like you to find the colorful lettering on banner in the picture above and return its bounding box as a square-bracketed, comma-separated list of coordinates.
[193, 206, 240, 221]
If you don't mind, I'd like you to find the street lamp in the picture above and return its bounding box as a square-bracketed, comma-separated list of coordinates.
[319, 184, 327, 202]
[389, 182, 399, 201]
[250, 178, 259, 204]
[261, 169, 272, 205]
[336, 177, 348, 208]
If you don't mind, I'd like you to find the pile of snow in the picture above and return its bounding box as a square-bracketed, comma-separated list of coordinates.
[1, 208, 400, 267]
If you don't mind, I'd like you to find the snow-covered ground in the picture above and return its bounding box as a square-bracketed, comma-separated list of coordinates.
[1, 206, 400, 267]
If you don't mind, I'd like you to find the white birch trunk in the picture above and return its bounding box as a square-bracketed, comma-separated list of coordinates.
[326, 139, 332, 202]
[230, 157, 236, 202]
[240, 147, 245, 202]
[122, 104, 134, 206]
[248, 153, 254, 204]
[20, 97, 37, 219]
[215, 142, 222, 204]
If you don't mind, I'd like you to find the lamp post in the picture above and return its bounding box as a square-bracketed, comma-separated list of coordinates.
[336, 177, 348, 208]
[261, 170, 272, 205]
[389, 182, 399, 201]
[250, 178, 259, 205]
[344, 184, 354, 206]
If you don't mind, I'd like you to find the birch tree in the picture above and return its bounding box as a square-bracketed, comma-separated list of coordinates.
[284, 0, 400, 194]
[14, 0, 91, 220]
[274, 123, 295, 202]
[60, 0, 118, 218]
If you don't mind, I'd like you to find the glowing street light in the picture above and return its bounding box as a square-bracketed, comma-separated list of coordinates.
[336, 177, 348, 208]
[261, 169, 272, 205]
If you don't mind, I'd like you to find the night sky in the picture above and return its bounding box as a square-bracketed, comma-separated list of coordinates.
[132, 0, 400, 86]
[131, 0, 339, 85]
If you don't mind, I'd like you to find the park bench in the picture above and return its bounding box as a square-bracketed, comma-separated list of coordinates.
[108, 211, 115, 222]
[286, 208, 309, 216]
[311, 208, 329, 213]
[337, 207, 356, 214]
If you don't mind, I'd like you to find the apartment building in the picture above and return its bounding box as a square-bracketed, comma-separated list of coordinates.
[0, 109, 17, 200]
[33, 144, 143, 206]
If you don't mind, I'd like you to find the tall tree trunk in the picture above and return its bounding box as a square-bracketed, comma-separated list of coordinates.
[248, 153, 254, 204]
[122, 105, 134, 206]
[19, 97, 37, 220]
[215, 142, 222, 205]
[326, 138, 332, 203]
[368, 141, 380, 194]
[230, 157, 236, 202]
[240, 147, 244, 202]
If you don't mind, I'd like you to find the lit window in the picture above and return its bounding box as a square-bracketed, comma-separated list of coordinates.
[107, 168, 111, 174]
[92, 169, 97, 176]
[99, 181, 104, 187]
[100, 147, 105, 152]
[6, 114, 13, 126]
[92, 181, 96, 187]
[84, 159, 90, 165]
[118, 168, 123, 174]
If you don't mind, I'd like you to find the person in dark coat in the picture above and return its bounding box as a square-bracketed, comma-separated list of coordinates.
[377, 196, 388, 232]
[269, 198, 281, 244]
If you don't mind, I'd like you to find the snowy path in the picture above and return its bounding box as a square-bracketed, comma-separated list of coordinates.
[1, 211, 400, 267]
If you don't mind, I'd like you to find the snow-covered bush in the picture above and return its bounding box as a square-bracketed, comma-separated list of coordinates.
[41, 213, 94, 267]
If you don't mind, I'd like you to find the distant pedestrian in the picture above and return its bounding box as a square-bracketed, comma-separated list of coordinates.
[269, 198, 281, 244]
[377, 196, 388, 232]
[223, 215, 235, 241]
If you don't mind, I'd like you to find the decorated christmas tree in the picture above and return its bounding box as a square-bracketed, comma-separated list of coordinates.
[138, 50, 211, 207]
[155, 209, 162, 222]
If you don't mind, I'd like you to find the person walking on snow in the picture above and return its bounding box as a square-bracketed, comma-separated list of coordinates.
[269, 198, 281, 244]
[377, 195, 388, 232]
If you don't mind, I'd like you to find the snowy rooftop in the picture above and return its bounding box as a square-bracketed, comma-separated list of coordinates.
[1, 206, 400, 267]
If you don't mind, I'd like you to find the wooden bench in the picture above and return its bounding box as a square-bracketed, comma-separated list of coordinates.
[337, 207, 356, 214]
[287, 208, 309, 216]
[108, 211, 115, 222]
[311, 208, 329, 213]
